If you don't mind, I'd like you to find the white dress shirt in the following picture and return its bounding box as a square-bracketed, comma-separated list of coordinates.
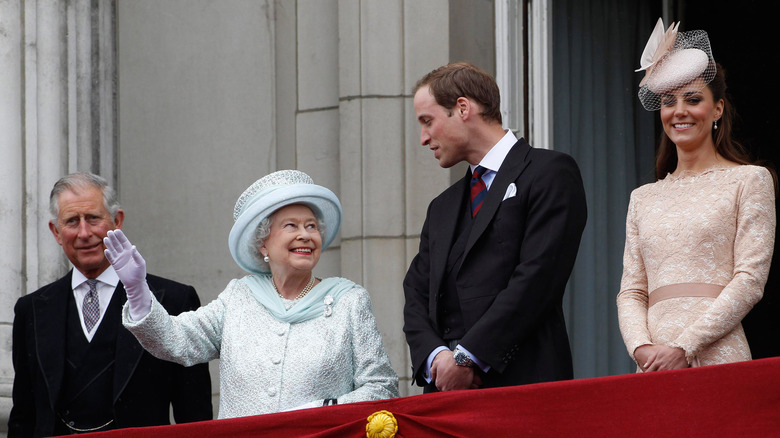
[72, 266, 119, 341]
[469, 129, 518, 189]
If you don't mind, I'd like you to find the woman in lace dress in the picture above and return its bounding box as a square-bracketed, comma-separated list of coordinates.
[617, 20, 776, 372]
[103, 170, 399, 418]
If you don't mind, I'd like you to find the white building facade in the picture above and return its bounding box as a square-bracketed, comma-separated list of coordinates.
[4, 0, 701, 431]
[1, 0, 530, 426]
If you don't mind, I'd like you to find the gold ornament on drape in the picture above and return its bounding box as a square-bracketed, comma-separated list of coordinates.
[366, 410, 398, 438]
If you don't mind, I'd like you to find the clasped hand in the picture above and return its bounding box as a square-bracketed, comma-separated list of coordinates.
[634, 344, 689, 372]
[431, 350, 482, 391]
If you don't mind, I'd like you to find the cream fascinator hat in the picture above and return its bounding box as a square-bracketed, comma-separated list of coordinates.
[228, 170, 342, 275]
[636, 18, 716, 111]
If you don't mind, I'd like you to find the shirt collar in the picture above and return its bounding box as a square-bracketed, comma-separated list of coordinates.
[470, 129, 518, 174]
[71, 265, 120, 290]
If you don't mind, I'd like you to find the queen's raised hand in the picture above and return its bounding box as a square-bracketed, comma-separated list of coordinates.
[104, 229, 153, 320]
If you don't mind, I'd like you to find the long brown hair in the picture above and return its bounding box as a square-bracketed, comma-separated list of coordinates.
[655, 63, 776, 187]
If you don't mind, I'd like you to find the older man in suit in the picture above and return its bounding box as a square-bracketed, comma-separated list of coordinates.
[8, 172, 212, 437]
[404, 63, 587, 392]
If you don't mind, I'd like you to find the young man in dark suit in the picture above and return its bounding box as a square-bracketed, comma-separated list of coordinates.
[9, 172, 212, 437]
[404, 63, 587, 392]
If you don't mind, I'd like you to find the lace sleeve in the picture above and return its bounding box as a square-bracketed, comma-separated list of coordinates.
[671, 167, 776, 360]
[617, 191, 653, 360]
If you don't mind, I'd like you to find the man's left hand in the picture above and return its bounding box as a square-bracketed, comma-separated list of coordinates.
[431, 350, 481, 391]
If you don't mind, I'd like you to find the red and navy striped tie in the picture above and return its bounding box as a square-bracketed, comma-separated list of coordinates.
[470, 165, 488, 217]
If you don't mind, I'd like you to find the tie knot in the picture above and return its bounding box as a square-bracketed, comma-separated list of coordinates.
[86, 279, 98, 291]
[472, 165, 487, 180]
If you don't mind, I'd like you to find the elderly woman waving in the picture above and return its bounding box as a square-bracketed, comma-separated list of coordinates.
[104, 170, 398, 419]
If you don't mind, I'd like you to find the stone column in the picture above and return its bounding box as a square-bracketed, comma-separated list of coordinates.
[336, 0, 452, 397]
[0, 0, 116, 431]
[294, 0, 342, 275]
[0, 0, 27, 427]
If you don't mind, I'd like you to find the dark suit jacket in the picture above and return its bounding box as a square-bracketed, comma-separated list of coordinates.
[403, 138, 587, 388]
[8, 271, 213, 437]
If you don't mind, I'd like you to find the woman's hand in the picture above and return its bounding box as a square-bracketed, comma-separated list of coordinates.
[104, 229, 153, 320]
[104, 230, 146, 288]
[633, 344, 653, 371]
[635, 344, 689, 372]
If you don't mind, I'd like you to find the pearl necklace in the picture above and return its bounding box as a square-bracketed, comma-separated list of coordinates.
[274, 276, 316, 301]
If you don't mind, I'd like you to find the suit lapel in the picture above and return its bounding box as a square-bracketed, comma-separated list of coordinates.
[464, 139, 532, 257]
[33, 272, 73, 412]
[429, 170, 470, 295]
[113, 283, 166, 403]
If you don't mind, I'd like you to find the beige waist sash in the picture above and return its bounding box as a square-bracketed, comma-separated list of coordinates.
[648, 283, 724, 307]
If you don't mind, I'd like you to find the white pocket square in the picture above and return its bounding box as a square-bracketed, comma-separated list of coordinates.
[502, 183, 517, 201]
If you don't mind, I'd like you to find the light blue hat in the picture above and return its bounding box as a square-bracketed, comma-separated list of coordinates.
[228, 170, 342, 275]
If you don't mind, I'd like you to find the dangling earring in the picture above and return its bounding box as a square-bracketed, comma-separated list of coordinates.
[713, 119, 719, 130]
[263, 255, 270, 263]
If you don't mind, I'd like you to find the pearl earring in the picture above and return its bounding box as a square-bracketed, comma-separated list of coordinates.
[263, 255, 270, 263]
[713, 119, 718, 130]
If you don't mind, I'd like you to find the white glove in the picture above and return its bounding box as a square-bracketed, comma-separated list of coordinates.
[104, 229, 152, 320]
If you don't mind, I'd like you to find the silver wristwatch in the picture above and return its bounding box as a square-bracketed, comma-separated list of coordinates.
[452, 347, 475, 367]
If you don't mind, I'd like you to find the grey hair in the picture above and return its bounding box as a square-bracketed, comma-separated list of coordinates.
[249, 207, 327, 270]
[49, 172, 121, 227]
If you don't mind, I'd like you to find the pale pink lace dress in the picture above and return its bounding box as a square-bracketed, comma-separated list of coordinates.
[617, 165, 775, 368]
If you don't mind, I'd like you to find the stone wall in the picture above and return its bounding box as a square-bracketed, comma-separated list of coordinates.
[0, 0, 500, 429]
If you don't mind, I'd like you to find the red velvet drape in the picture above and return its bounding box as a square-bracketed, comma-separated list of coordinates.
[81, 356, 780, 437]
